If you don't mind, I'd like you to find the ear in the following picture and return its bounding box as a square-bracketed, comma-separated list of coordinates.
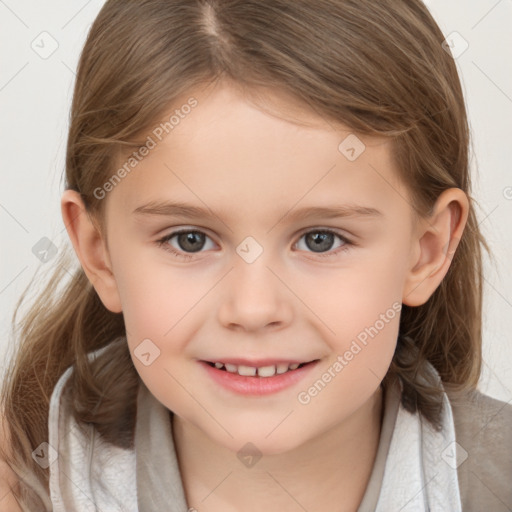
[61, 189, 122, 313]
[402, 188, 469, 307]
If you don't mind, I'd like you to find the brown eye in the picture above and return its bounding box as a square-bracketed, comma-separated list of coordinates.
[174, 231, 206, 253]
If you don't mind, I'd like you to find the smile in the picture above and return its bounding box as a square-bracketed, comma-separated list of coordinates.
[199, 359, 320, 396]
[204, 360, 314, 377]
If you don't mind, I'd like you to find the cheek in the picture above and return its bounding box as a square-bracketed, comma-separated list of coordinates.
[292, 246, 406, 387]
[111, 243, 209, 337]
[111, 255, 220, 399]
[111, 257, 204, 403]
[297, 252, 405, 338]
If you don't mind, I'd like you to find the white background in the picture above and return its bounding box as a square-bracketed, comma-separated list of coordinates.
[1, 1, 511, 402]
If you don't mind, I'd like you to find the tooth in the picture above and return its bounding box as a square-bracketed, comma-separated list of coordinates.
[214, 362, 224, 369]
[257, 365, 277, 377]
[237, 365, 257, 376]
[238, 365, 257, 376]
[225, 363, 238, 373]
[288, 363, 300, 370]
[276, 364, 289, 374]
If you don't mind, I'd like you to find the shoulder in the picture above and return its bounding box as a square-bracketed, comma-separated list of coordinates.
[446, 386, 512, 448]
[444, 387, 512, 511]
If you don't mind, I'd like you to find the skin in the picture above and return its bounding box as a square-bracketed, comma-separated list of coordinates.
[62, 80, 469, 511]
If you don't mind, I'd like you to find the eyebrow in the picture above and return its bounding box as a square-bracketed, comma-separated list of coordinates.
[133, 200, 383, 222]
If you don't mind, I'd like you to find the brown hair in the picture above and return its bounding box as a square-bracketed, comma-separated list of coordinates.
[0, 0, 491, 509]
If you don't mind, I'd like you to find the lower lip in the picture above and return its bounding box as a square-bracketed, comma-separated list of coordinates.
[199, 360, 319, 396]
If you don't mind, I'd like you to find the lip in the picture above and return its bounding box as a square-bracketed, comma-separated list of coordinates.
[199, 359, 320, 396]
[201, 357, 317, 367]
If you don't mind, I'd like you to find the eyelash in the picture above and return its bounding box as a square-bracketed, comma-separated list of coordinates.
[155, 228, 355, 261]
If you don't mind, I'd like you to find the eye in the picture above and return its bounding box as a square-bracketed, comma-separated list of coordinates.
[294, 229, 353, 258]
[156, 227, 354, 261]
[156, 229, 215, 261]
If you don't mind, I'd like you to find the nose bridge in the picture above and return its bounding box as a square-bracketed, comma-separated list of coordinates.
[217, 237, 293, 330]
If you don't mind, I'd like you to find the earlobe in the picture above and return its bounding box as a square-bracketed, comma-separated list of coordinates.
[61, 190, 123, 313]
[402, 188, 469, 307]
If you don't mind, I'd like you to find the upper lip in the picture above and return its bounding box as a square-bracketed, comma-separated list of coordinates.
[201, 357, 319, 367]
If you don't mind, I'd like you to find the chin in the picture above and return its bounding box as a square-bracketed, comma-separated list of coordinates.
[221, 429, 305, 458]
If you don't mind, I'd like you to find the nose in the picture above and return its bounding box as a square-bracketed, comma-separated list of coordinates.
[217, 255, 294, 333]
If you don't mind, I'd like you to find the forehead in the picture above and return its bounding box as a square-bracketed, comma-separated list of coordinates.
[106, 81, 412, 225]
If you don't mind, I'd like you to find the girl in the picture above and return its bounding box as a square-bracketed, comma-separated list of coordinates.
[1, 0, 511, 511]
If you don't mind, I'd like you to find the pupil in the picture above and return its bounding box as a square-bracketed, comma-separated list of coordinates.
[306, 232, 333, 253]
[179, 232, 205, 252]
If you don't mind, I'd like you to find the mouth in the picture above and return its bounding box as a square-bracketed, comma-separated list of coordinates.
[199, 358, 320, 395]
[202, 359, 319, 378]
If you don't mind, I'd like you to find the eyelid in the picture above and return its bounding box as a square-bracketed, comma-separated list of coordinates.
[156, 225, 356, 260]
[155, 228, 216, 261]
[294, 225, 353, 241]
[293, 227, 355, 258]
[157, 225, 354, 245]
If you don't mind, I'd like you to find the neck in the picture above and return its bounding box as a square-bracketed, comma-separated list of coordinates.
[172, 385, 384, 512]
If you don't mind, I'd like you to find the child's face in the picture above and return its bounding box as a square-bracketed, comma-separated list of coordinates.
[101, 81, 420, 454]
